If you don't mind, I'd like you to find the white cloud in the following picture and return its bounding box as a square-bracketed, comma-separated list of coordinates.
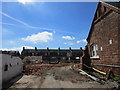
[62, 36, 75, 40]
[64, 42, 74, 45]
[18, 0, 34, 5]
[0, 46, 34, 52]
[22, 31, 53, 43]
[8, 40, 16, 44]
[76, 39, 87, 43]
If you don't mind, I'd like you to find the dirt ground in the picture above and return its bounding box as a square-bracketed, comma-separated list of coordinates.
[8, 64, 119, 89]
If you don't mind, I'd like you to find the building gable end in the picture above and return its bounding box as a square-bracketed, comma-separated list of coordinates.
[87, 2, 119, 42]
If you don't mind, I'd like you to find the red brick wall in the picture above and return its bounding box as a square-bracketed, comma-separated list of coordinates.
[118, 12, 120, 65]
[87, 11, 120, 76]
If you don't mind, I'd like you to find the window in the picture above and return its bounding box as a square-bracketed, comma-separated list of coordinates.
[109, 40, 112, 44]
[45, 53, 47, 56]
[76, 57, 79, 59]
[67, 52, 72, 57]
[100, 47, 103, 51]
[32, 53, 34, 56]
[90, 44, 99, 58]
[4, 65, 8, 71]
[35, 53, 37, 56]
[48, 52, 50, 56]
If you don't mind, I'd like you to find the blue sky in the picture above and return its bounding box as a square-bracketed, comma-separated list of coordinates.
[1, 1, 98, 51]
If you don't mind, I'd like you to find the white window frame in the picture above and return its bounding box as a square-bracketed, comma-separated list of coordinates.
[90, 44, 99, 59]
[32, 53, 34, 56]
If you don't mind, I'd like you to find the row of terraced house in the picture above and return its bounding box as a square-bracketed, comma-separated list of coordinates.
[21, 47, 83, 63]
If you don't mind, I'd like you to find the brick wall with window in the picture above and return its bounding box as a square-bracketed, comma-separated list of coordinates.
[86, 2, 120, 76]
[88, 11, 119, 66]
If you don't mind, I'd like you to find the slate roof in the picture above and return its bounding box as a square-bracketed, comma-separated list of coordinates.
[105, 2, 120, 9]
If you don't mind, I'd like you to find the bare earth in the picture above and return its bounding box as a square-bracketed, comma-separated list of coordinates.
[9, 65, 118, 89]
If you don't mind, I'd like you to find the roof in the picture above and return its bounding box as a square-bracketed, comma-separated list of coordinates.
[0, 50, 20, 55]
[105, 2, 120, 9]
[23, 49, 82, 52]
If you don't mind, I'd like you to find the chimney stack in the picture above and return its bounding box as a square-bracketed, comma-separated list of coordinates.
[80, 47, 83, 51]
[47, 47, 49, 51]
[23, 47, 25, 51]
[58, 47, 60, 51]
[35, 47, 37, 51]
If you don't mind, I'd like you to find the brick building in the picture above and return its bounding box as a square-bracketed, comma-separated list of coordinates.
[0, 50, 20, 56]
[83, 1, 120, 76]
[21, 47, 83, 63]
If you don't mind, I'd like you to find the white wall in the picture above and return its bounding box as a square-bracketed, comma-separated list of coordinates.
[0, 54, 23, 83]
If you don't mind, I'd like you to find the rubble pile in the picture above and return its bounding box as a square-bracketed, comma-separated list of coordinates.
[52, 65, 92, 83]
[23, 56, 43, 64]
[24, 64, 54, 75]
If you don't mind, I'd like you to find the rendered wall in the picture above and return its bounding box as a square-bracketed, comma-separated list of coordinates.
[1, 54, 23, 83]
